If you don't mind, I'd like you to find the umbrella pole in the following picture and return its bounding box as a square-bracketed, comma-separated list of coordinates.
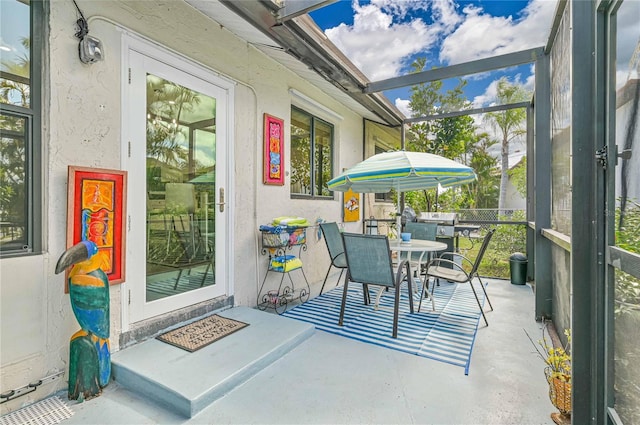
[396, 183, 402, 237]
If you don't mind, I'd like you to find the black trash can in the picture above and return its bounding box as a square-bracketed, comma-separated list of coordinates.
[509, 252, 528, 285]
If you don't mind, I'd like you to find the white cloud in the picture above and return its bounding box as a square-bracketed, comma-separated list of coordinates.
[472, 79, 499, 108]
[395, 98, 412, 117]
[472, 71, 534, 108]
[523, 64, 536, 92]
[319, 0, 556, 83]
[439, 0, 556, 65]
[323, 0, 456, 81]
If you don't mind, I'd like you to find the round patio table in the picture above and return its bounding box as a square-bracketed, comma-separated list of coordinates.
[379, 239, 448, 312]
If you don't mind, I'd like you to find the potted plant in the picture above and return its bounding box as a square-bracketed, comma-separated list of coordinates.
[526, 325, 572, 425]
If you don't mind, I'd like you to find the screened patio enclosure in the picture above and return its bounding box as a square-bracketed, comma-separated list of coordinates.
[221, 1, 640, 423]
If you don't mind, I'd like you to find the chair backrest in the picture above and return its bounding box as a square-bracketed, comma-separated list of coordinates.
[402, 221, 438, 262]
[469, 228, 496, 275]
[341, 233, 395, 288]
[320, 222, 346, 266]
[404, 222, 437, 241]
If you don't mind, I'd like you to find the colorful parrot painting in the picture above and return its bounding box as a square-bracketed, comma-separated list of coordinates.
[55, 240, 111, 400]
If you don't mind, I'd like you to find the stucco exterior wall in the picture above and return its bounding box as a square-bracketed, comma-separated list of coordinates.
[1, 1, 371, 412]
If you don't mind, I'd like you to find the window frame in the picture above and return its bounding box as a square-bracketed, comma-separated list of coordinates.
[0, 0, 44, 256]
[374, 145, 393, 203]
[290, 105, 335, 200]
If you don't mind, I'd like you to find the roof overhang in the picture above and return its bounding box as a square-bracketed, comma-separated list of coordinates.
[186, 0, 405, 126]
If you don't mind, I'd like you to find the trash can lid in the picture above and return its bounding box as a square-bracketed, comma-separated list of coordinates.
[510, 252, 527, 261]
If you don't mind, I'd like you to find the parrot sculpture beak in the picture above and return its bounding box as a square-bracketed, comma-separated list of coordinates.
[55, 240, 99, 274]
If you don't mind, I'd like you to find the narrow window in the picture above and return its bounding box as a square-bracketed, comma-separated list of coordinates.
[290, 106, 334, 198]
[0, 0, 42, 255]
[374, 145, 393, 202]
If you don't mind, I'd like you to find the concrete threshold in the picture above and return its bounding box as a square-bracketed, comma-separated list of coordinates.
[111, 307, 315, 418]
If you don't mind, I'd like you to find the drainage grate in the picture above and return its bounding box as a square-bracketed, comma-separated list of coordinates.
[0, 396, 74, 425]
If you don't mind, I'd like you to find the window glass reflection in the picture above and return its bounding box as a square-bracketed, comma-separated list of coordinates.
[145, 74, 216, 300]
[0, 0, 30, 108]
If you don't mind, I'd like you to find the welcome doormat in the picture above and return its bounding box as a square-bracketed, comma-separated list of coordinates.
[157, 314, 249, 352]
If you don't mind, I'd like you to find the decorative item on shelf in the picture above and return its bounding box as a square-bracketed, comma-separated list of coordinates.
[259, 216, 310, 248]
[526, 324, 572, 425]
[270, 255, 303, 272]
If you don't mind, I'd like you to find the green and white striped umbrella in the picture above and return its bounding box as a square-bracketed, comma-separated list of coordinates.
[327, 150, 476, 193]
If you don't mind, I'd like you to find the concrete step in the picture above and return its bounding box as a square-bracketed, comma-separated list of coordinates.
[111, 306, 315, 418]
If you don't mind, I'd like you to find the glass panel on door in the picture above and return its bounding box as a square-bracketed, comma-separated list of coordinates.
[612, 0, 640, 422]
[145, 73, 216, 301]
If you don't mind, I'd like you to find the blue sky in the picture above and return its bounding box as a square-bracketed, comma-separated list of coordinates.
[309, 0, 639, 118]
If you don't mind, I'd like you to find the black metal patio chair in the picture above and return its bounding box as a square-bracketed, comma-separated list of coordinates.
[402, 221, 438, 274]
[318, 222, 348, 295]
[170, 215, 213, 289]
[419, 228, 495, 326]
[340, 232, 412, 338]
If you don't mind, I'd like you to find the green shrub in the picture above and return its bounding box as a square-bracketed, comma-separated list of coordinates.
[615, 200, 640, 315]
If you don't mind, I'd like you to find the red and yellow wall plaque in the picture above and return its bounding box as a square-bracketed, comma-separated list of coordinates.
[66, 166, 127, 289]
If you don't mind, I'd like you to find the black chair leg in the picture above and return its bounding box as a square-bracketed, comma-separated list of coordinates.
[476, 275, 493, 311]
[418, 276, 429, 312]
[338, 280, 349, 326]
[173, 268, 184, 290]
[392, 281, 400, 338]
[320, 267, 346, 296]
[319, 266, 333, 295]
[336, 268, 345, 287]
[468, 281, 488, 326]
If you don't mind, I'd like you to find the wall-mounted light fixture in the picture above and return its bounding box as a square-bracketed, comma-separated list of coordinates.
[78, 35, 103, 64]
[73, 0, 103, 64]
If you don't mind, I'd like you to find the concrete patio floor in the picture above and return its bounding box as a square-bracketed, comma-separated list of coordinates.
[57, 279, 555, 425]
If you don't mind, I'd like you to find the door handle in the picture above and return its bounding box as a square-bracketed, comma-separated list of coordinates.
[216, 187, 225, 212]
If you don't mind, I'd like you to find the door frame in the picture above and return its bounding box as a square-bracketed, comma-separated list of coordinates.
[120, 33, 235, 330]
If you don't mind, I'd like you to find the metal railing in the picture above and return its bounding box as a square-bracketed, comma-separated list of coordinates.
[364, 209, 528, 280]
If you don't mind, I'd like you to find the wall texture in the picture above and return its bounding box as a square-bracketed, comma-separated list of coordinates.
[0, 1, 372, 412]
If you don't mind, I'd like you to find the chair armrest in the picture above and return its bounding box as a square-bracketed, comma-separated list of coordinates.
[395, 259, 411, 285]
[438, 251, 474, 269]
[331, 252, 345, 263]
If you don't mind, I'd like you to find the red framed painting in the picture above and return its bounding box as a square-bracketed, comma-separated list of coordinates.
[66, 166, 127, 289]
[263, 113, 285, 185]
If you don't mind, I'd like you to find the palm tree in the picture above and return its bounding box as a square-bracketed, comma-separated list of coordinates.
[146, 77, 201, 168]
[483, 78, 530, 211]
[0, 37, 30, 107]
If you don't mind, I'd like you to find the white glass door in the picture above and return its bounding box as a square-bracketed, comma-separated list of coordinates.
[125, 43, 230, 322]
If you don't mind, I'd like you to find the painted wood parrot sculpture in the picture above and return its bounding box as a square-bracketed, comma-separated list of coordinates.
[55, 240, 111, 400]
